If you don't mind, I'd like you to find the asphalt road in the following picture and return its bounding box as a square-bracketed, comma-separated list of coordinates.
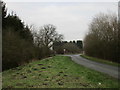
[64, 54, 120, 79]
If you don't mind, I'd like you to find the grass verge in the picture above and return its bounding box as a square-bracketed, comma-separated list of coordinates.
[2, 56, 119, 88]
[80, 54, 120, 67]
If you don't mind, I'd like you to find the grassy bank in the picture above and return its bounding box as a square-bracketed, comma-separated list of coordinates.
[80, 54, 120, 67]
[2, 56, 119, 88]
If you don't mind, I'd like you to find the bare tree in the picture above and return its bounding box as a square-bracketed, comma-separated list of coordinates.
[34, 24, 64, 49]
[84, 12, 118, 62]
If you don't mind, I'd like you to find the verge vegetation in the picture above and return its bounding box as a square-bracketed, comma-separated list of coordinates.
[80, 54, 120, 67]
[2, 56, 119, 88]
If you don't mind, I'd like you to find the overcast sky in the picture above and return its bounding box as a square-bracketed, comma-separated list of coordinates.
[5, 0, 118, 41]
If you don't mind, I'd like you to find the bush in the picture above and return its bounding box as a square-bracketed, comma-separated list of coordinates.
[2, 29, 36, 70]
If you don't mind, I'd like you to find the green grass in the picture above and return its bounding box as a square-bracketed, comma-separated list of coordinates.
[2, 56, 119, 88]
[80, 54, 120, 67]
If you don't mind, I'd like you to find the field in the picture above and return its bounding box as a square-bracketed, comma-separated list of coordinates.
[2, 56, 119, 88]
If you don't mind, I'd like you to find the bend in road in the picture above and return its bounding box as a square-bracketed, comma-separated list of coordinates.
[64, 54, 120, 79]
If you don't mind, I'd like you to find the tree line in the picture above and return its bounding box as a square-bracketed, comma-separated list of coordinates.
[84, 13, 119, 63]
[53, 40, 83, 54]
[1, 1, 63, 70]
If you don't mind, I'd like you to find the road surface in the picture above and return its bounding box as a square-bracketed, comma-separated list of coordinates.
[64, 54, 120, 79]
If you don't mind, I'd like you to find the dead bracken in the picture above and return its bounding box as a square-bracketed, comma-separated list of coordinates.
[59, 71, 63, 73]
[38, 64, 43, 66]
[27, 70, 31, 73]
[43, 83, 48, 85]
[64, 75, 68, 77]
[48, 66, 52, 68]
[32, 68, 38, 70]
[21, 76, 27, 79]
[41, 67, 46, 69]
[58, 82, 64, 85]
